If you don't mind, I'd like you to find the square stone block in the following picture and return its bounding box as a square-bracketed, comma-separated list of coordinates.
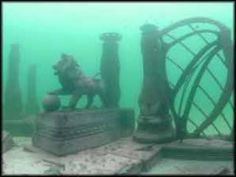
[32, 108, 134, 156]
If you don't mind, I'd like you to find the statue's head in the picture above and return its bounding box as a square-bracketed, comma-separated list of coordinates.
[53, 53, 80, 75]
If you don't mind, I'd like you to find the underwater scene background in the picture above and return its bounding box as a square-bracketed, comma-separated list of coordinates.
[2, 2, 234, 136]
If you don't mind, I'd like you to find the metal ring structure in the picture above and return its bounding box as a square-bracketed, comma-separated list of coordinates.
[159, 17, 233, 138]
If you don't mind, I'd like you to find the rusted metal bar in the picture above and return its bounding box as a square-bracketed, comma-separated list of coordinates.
[182, 46, 221, 133]
[167, 29, 218, 49]
[187, 118, 207, 137]
[188, 24, 226, 66]
[178, 76, 192, 115]
[167, 33, 231, 112]
[163, 17, 233, 138]
[168, 81, 182, 135]
[188, 24, 225, 65]
[160, 17, 227, 36]
[166, 35, 232, 111]
[170, 41, 218, 98]
[166, 34, 196, 56]
[193, 27, 233, 135]
[163, 18, 226, 70]
[167, 56, 232, 131]
[168, 33, 228, 107]
[166, 56, 183, 71]
[206, 68, 233, 110]
[191, 101, 222, 136]
[169, 82, 208, 137]
[167, 43, 217, 136]
[190, 58, 231, 114]
[169, 55, 223, 136]
[198, 86, 232, 130]
[163, 18, 231, 110]
[170, 62, 222, 135]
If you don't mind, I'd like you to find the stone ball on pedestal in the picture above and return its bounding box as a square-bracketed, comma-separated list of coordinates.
[42, 94, 61, 112]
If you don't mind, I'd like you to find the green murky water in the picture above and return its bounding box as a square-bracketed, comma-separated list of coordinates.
[2, 2, 234, 136]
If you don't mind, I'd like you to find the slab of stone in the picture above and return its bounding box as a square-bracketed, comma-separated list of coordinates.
[3, 137, 159, 175]
[145, 159, 234, 175]
[2, 131, 15, 153]
[176, 138, 233, 148]
[3, 116, 36, 137]
[134, 115, 175, 143]
[63, 153, 139, 174]
[161, 138, 233, 161]
[2, 137, 234, 175]
[32, 108, 135, 156]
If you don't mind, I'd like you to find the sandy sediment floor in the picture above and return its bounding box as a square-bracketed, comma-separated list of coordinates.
[145, 159, 234, 175]
[2, 137, 234, 175]
[3, 137, 157, 175]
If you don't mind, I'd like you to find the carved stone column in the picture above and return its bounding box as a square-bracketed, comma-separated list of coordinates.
[4, 44, 23, 120]
[133, 24, 175, 143]
[100, 32, 121, 108]
[25, 64, 40, 116]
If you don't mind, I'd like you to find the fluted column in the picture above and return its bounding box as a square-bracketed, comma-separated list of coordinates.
[133, 24, 175, 143]
[4, 44, 23, 120]
[25, 64, 40, 116]
[100, 32, 121, 108]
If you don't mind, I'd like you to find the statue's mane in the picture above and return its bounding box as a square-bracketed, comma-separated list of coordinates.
[55, 54, 83, 89]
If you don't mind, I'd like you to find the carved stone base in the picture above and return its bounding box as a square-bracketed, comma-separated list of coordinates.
[3, 117, 35, 137]
[133, 115, 175, 143]
[2, 131, 15, 153]
[32, 108, 134, 156]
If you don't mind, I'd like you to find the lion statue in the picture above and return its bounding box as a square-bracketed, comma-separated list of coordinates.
[48, 53, 107, 109]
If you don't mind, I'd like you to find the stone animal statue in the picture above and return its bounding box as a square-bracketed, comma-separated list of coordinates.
[48, 53, 107, 109]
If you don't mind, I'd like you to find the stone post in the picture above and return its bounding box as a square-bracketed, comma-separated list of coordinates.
[133, 24, 175, 143]
[4, 43, 23, 120]
[25, 64, 40, 116]
[100, 32, 121, 108]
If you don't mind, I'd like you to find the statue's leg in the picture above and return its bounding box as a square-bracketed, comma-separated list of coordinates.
[85, 94, 94, 109]
[68, 94, 81, 109]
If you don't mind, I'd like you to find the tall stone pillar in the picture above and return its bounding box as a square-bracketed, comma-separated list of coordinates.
[100, 32, 121, 108]
[25, 64, 40, 116]
[133, 24, 175, 143]
[4, 44, 23, 120]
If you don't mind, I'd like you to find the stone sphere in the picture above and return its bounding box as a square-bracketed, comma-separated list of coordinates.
[42, 94, 61, 112]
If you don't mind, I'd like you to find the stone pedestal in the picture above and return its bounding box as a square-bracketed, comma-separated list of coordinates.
[100, 32, 121, 107]
[3, 117, 35, 137]
[2, 131, 15, 153]
[32, 108, 134, 156]
[133, 23, 175, 143]
[4, 44, 23, 121]
[133, 115, 175, 143]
